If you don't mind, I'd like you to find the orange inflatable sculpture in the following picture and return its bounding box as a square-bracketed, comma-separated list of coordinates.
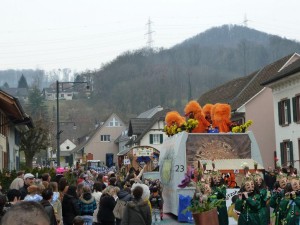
[211, 103, 231, 133]
[184, 100, 210, 133]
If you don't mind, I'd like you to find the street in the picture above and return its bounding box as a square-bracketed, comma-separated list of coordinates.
[161, 213, 193, 225]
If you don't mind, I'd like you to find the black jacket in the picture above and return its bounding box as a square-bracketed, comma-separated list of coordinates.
[62, 194, 80, 225]
[19, 183, 30, 200]
[97, 193, 116, 223]
[40, 199, 58, 225]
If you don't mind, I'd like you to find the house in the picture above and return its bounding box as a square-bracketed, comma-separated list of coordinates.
[262, 57, 300, 170]
[117, 106, 170, 171]
[71, 113, 126, 167]
[49, 139, 77, 168]
[0, 89, 34, 170]
[43, 88, 74, 101]
[198, 53, 300, 169]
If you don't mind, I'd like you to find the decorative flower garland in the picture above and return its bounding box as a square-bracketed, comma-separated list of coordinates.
[164, 118, 199, 136]
[232, 120, 253, 133]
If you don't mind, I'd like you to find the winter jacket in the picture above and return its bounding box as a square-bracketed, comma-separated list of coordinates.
[121, 199, 152, 225]
[117, 190, 132, 202]
[40, 199, 58, 225]
[62, 193, 80, 225]
[97, 193, 116, 223]
[78, 192, 97, 216]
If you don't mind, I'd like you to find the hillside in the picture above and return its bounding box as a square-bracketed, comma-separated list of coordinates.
[85, 24, 300, 120]
[2, 24, 300, 125]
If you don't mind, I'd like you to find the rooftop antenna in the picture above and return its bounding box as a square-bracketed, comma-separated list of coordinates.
[145, 18, 154, 49]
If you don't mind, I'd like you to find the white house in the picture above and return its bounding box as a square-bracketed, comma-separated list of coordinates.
[262, 57, 300, 170]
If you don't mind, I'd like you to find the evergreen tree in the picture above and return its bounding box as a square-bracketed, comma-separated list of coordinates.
[26, 86, 48, 120]
[18, 74, 29, 89]
[3, 82, 9, 88]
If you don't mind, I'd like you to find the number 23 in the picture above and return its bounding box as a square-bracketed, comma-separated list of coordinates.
[175, 165, 184, 172]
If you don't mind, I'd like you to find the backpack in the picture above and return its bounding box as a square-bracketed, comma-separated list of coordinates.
[113, 199, 127, 219]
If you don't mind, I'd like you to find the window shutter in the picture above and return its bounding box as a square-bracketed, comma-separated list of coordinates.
[160, 134, 163, 144]
[278, 102, 282, 125]
[150, 134, 153, 144]
[292, 97, 297, 122]
[280, 142, 284, 165]
[289, 141, 294, 166]
[287, 99, 291, 124]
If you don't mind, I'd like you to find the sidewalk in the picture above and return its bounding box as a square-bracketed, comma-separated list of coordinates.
[160, 213, 193, 225]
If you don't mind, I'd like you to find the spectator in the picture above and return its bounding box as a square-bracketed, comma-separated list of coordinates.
[0, 194, 7, 222]
[24, 185, 43, 202]
[41, 188, 58, 225]
[4, 189, 22, 213]
[49, 182, 62, 225]
[9, 171, 24, 190]
[42, 173, 51, 183]
[62, 185, 80, 225]
[19, 173, 35, 200]
[116, 187, 132, 225]
[78, 186, 97, 225]
[121, 186, 152, 225]
[97, 186, 117, 225]
[73, 216, 84, 225]
[92, 182, 103, 225]
[1, 201, 50, 225]
[58, 177, 69, 202]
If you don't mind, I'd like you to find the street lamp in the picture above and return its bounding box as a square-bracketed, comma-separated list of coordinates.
[56, 80, 89, 167]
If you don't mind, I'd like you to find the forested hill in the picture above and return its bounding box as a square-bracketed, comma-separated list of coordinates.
[86, 24, 300, 120]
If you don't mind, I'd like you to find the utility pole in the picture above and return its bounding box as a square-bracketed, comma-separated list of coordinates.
[145, 18, 154, 49]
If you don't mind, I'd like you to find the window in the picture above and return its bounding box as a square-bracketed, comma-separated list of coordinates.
[280, 141, 293, 166]
[149, 134, 163, 144]
[292, 95, 300, 123]
[108, 117, 121, 127]
[100, 135, 110, 142]
[278, 99, 291, 126]
[60, 94, 64, 98]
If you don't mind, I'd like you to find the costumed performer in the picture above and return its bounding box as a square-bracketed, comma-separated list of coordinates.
[254, 174, 268, 225]
[211, 103, 231, 133]
[235, 176, 261, 225]
[184, 100, 210, 133]
[211, 171, 229, 225]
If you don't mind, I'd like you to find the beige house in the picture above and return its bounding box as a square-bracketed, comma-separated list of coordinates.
[198, 53, 300, 169]
[73, 113, 126, 167]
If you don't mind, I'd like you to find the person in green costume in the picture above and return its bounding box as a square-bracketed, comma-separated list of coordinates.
[210, 171, 228, 225]
[254, 174, 268, 225]
[279, 178, 300, 225]
[270, 174, 287, 225]
[235, 176, 261, 225]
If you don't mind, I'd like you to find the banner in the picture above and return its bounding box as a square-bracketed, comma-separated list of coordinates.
[133, 147, 154, 157]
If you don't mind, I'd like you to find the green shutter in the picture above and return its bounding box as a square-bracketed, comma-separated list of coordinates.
[280, 142, 284, 165]
[292, 97, 297, 122]
[150, 134, 153, 144]
[287, 99, 291, 124]
[160, 134, 163, 144]
[289, 141, 294, 166]
[278, 102, 282, 125]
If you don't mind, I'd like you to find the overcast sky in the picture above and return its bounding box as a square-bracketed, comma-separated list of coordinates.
[1, 0, 300, 72]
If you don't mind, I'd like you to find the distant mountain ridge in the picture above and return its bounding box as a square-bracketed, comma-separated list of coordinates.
[86, 24, 300, 120]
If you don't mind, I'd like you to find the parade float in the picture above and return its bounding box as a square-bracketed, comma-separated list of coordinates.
[159, 101, 264, 225]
